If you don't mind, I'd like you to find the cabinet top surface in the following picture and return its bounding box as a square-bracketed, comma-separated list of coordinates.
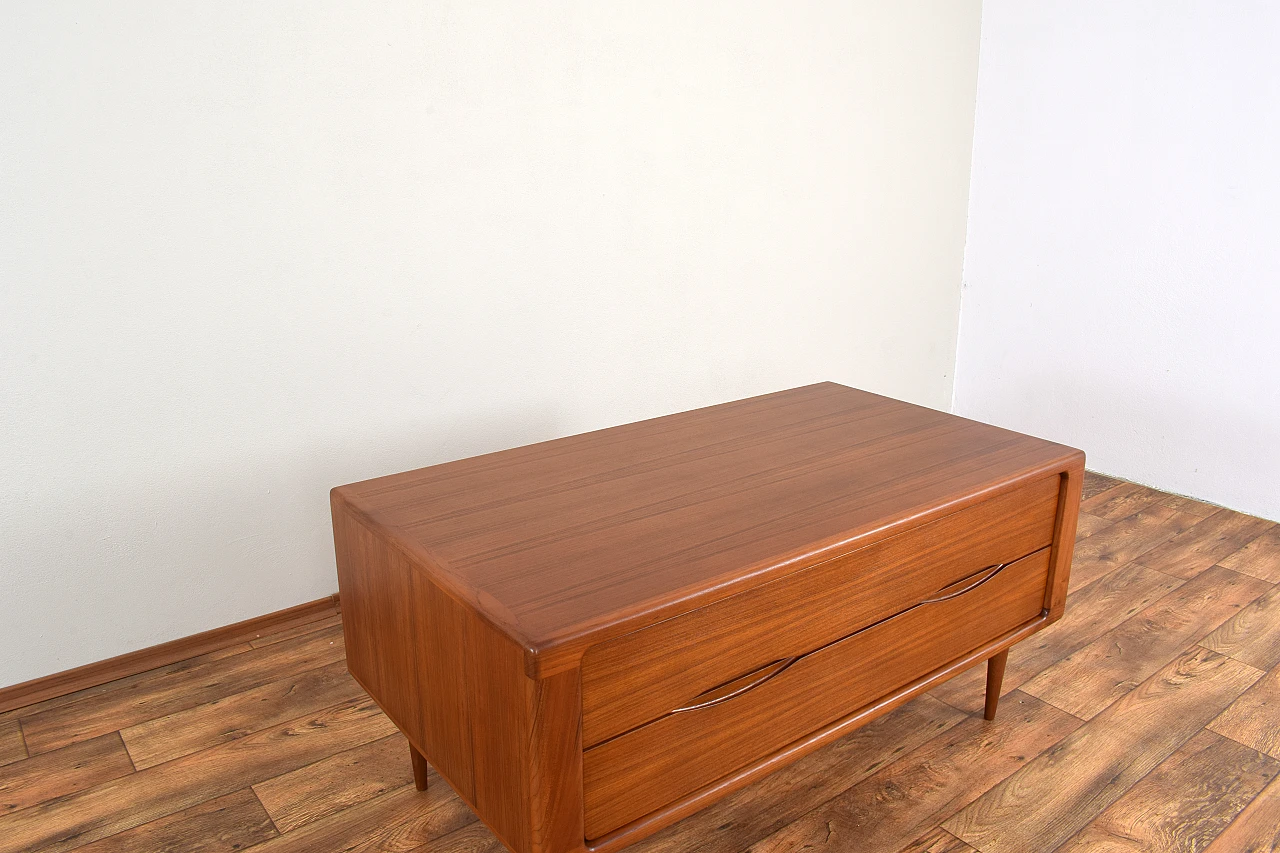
[334, 383, 1082, 655]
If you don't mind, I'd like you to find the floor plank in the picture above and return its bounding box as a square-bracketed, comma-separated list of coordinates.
[1079, 482, 1165, 520]
[627, 695, 967, 853]
[1201, 585, 1280, 672]
[1203, 772, 1280, 853]
[0, 643, 253, 727]
[943, 647, 1263, 853]
[68, 788, 278, 853]
[0, 720, 25, 767]
[1074, 512, 1114, 541]
[1054, 730, 1278, 853]
[896, 827, 979, 853]
[121, 659, 363, 769]
[415, 819, 508, 853]
[1136, 508, 1276, 579]
[238, 783, 476, 853]
[1208, 665, 1280, 758]
[746, 692, 1080, 853]
[1221, 526, 1280, 584]
[1023, 565, 1270, 719]
[0, 732, 134, 816]
[253, 733, 416, 834]
[930, 562, 1183, 714]
[1065, 504, 1201, 594]
[1157, 493, 1223, 518]
[19, 625, 345, 755]
[248, 615, 345, 649]
[0, 696, 394, 853]
[1081, 472, 1124, 502]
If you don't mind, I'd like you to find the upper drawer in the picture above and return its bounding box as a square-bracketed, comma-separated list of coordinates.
[580, 474, 1061, 747]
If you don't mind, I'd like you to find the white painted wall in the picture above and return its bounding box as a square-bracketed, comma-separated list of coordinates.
[956, 1, 1280, 521]
[0, 2, 981, 687]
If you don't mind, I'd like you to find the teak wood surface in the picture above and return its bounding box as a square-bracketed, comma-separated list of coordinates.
[579, 475, 1059, 747]
[330, 383, 1086, 853]
[4, 472, 1280, 853]
[581, 548, 1054, 837]
[333, 382, 1082, 677]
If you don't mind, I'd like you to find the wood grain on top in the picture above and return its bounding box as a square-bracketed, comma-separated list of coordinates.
[333, 383, 1083, 658]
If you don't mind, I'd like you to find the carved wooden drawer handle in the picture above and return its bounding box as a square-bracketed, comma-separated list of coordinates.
[672, 657, 799, 713]
[668, 560, 1012, 716]
[918, 562, 1010, 605]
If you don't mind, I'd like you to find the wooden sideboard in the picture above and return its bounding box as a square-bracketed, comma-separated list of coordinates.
[331, 382, 1084, 853]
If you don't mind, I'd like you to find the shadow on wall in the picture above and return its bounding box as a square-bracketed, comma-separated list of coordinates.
[962, 371, 1280, 522]
[315, 404, 572, 492]
[0, 402, 569, 688]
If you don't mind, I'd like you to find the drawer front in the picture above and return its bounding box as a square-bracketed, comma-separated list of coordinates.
[580, 475, 1060, 748]
[582, 546, 1051, 840]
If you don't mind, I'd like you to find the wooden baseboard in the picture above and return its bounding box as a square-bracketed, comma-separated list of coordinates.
[0, 594, 341, 714]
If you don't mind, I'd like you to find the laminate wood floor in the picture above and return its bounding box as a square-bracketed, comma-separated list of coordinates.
[5, 472, 1280, 853]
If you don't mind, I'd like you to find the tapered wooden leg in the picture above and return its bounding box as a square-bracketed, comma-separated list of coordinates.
[984, 649, 1009, 721]
[410, 743, 430, 791]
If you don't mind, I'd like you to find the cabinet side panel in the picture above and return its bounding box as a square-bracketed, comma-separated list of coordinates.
[335, 493, 583, 853]
[412, 573, 477, 801]
[332, 492, 476, 800]
[331, 493, 423, 738]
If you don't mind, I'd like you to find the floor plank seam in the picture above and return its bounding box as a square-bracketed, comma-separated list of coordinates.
[1206, 718, 1272, 754]
[1065, 553, 1172, 601]
[928, 693, 981, 718]
[116, 663, 367, 771]
[15, 720, 29, 762]
[1136, 563, 1197, 583]
[116, 730, 138, 773]
[152, 695, 376, 775]
[17, 627, 350, 758]
[1194, 640, 1274, 672]
[1236, 528, 1278, 554]
[245, 714, 390, 807]
[0, 698, 393, 853]
[1018, 687, 1090, 723]
[249, 785, 284, 839]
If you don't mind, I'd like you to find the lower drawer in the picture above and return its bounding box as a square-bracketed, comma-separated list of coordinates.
[581, 546, 1051, 840]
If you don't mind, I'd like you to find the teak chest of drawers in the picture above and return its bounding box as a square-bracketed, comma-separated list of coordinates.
[331, 383, 1084, 853]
